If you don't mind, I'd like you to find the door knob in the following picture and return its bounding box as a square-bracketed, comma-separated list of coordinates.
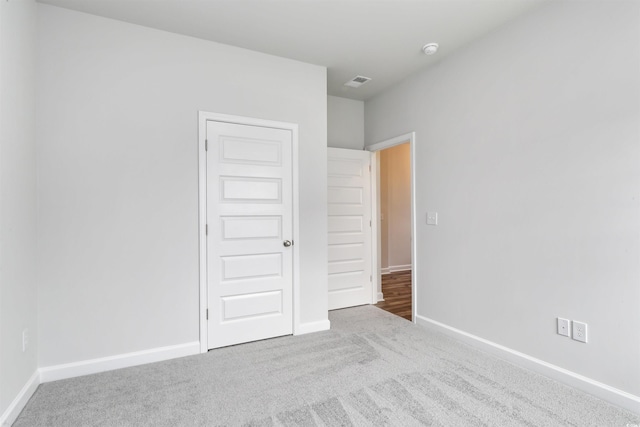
[283, 240, 292, 247]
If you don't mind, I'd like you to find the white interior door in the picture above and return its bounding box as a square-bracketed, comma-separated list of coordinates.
[206, 120, 293, 349]
[327, 147, 373, 310]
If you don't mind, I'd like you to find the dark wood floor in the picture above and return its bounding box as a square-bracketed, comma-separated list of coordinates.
[375, 270, 412, 321]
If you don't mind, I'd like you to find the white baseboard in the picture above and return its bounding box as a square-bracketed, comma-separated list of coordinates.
[296, 319, 331, 335]
[39, 341, 200, 383]
[381, 265, 411, 275]
[377, 292, 385, 302]
[1, 370, 40, 427]
[390, 264, 412, 273]
[415, 315, 640, 415]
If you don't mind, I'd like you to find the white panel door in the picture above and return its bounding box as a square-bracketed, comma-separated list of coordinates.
[207, 121, 293, 349]
[327, 147, 373, 310]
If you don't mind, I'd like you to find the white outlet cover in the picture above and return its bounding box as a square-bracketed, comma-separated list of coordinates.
[427, 212, 438, 225]
[572, 321, 588, 343]
[557, 318, 570, 337]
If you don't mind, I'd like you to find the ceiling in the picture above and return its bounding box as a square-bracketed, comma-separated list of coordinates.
[38, 0, 548, 101]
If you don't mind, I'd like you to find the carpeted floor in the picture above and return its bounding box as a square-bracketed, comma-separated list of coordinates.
[14, 306, 640, 426]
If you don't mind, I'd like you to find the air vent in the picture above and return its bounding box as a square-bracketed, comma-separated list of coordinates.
[344, 75, 372, 88]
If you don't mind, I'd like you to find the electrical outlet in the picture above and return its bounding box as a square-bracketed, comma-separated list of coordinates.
[426, 212, 438, 225]
[572, 321, 588, 343]
[557, 318, 570, 337]
[22, 329, 29, 352]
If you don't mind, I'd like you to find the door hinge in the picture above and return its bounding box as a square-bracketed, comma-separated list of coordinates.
[370, 275, 372, 282]
[205, 139, 208, 151]
[369, 220, 372, 227]
[369, 164, 371, 172]
[206, 309, 209, 320]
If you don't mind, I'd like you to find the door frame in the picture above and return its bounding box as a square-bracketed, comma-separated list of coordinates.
[198, 111, 300, 353]
[366, 132, 417, 323]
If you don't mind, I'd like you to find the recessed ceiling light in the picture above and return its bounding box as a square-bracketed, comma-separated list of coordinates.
[344, 75, 372, 88]
[422, 43, 439, 55]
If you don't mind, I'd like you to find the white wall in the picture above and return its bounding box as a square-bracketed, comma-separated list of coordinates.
[37, 4, 327, 367]
[379, 143, 411, 271]
[328, 96, 364, 150]
[366, 0, 640, 398]
[0, 0, 38, 418]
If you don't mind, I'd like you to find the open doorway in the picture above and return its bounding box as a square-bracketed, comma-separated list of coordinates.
[367, 133, 416, 323]
[374, 143, 412, 320]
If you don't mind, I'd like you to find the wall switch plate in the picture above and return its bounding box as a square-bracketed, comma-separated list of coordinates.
[572, 321, 588, 343]
[22, 329, 29, 352]
[557, 318, 570, 337]
[427, 212, 438, 225]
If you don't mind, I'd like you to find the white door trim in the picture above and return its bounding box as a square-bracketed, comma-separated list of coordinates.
[366, 132, 417, 323]
[370, 152, 382, 303]
[198, 112, 300, 353]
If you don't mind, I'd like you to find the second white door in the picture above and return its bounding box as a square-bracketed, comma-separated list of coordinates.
[327, 148, 373, 310]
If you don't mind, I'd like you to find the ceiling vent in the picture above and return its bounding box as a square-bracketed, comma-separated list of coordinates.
[344, 75, 372, 88]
